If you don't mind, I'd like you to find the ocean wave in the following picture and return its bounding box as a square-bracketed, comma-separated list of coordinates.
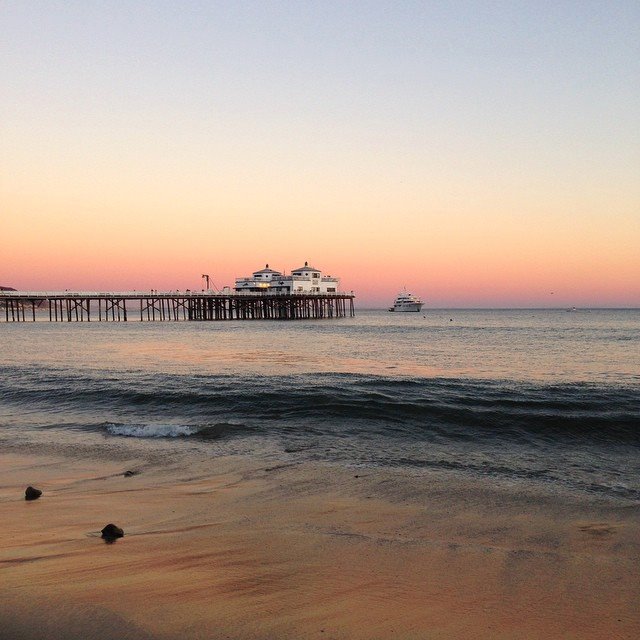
[2, 367, 639, 444]
[2, 366, 638, 499]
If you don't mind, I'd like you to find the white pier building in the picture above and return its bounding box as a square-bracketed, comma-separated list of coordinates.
[234, 262, 340, 294]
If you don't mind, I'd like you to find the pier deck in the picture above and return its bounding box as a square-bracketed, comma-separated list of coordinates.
[0, 291, 355, 322]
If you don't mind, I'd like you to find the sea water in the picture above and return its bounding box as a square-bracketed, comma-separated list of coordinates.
[1, 309, 638, 500]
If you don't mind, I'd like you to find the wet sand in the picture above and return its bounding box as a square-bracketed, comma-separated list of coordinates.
[1, 450, 638, 639]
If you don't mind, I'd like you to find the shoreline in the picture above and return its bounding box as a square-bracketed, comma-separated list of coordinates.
[1, 449, 638, 639]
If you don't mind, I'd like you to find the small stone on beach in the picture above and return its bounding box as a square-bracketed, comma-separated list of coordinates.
[25, 486, 42, 501]
[123, 470, 138, 477]
[101, 523, 124, 540]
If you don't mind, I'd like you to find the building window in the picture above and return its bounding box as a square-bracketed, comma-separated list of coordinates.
[327, 287, 336, 292]
[313, 273, 320, 278]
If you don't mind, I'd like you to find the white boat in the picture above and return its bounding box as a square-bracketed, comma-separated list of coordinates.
[388, 290, 424, 312]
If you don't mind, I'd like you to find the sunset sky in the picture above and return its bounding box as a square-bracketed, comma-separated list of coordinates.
[2, 1, 638, 307]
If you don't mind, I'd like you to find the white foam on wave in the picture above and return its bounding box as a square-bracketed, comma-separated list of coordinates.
[105, 423, 198, 438]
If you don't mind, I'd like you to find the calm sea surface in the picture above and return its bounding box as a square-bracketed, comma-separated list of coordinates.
[1, 309, 639, 499]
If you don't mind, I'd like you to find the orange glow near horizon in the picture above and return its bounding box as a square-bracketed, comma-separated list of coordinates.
[3, 179, 638, 307]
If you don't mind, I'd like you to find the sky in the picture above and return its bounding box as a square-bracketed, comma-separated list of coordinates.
[1, 0, 638, 307]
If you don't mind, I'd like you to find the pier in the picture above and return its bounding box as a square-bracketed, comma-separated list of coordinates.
[0, 291, 355, 322]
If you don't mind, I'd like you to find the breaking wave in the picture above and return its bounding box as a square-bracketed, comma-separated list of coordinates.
[104, 423, 199, 438]
[103, 421, 248, 439]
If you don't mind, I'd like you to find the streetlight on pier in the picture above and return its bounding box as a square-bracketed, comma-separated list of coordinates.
[202, 274, 211, 290]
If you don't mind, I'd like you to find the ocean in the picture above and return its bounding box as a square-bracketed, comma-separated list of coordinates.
[1, 309, 639, 501]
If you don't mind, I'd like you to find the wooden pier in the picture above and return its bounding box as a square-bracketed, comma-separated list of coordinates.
[0, 291, 355, 322]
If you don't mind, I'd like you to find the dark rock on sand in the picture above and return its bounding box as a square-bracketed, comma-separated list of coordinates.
[123, 470, 138, 477]
[25, 486, 42, 501]
[101, 523, 124, 540]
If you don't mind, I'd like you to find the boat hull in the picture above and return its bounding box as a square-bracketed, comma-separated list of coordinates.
[389, 303, 423, 312]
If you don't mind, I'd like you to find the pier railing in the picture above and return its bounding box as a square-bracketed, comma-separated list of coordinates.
[0, 290, 356, 322]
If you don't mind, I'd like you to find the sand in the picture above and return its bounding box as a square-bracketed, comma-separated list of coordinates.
[1, 449, 638, 639]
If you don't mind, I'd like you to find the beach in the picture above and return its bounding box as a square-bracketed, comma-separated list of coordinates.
[2, 446, 638, 640]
